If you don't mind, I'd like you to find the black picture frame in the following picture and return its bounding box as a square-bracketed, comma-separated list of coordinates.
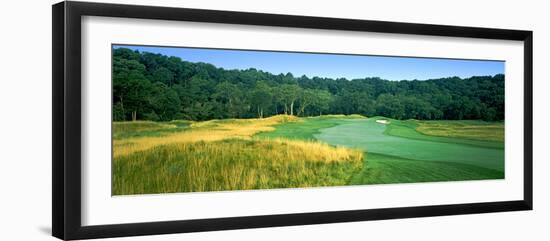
[52, 1, 533, 240]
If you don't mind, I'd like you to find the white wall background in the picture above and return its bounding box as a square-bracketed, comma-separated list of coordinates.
[0, 0, 547, 240]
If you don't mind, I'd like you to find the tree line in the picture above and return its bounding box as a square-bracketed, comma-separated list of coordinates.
[113, 48, 504, 122]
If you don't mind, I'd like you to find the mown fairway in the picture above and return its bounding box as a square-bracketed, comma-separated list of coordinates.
[259, 116, 504, 185]
[113, 115, 504, 195]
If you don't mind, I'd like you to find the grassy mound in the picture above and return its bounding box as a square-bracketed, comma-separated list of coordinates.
[114, 115, 300, 157]
[113, 139, 363, 195]
[256, 118, 349, 140]
[383, 119, 504, 149]
[113, 115, 364, 195]
[113, 120, 191, 140]
[415, 120, 504, 142]
[307, 114, 367, 119]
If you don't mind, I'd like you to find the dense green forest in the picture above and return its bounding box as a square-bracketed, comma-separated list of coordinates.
[113, 48, 504, 122]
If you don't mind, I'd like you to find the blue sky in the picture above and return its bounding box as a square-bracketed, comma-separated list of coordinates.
[114, 44, 504, 81]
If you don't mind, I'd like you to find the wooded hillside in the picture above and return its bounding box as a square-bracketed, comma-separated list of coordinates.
[113, 48, 504, 121]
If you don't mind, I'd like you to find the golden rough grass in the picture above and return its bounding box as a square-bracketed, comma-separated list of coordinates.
[416, 121, 504, 142]
[112, 115, 367, 194]
[113, 138, 364, 194]
[267, 138, 364, 163]
[307, 114, 367, 119]
[113, 121, 176, 133]
[113, 115, 299, 158]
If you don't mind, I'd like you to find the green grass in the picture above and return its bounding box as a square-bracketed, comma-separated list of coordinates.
[416, 120, 504, 142]
[382, 118, 504, 149]
[316, 119, 503, 171]
[113, 115, 505, 195]
[261, 116, 505, 184]
[384, 120, 504, 149]
[257, 118, 347, 140]
[349, 153, 503, 185]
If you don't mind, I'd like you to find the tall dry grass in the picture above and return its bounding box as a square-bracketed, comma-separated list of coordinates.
[112, 115, 365, 195]
[416, 121, 504, 142]
[113, 138, 363, 195]
[113, 115, 298, 158]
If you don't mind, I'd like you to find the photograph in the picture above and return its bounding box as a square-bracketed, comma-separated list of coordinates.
[111, 44, 505, 196]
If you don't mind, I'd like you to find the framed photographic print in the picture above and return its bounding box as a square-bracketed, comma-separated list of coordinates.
[52, 1, 533, 240]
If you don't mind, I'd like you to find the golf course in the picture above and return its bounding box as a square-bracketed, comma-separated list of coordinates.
[259, 116, 504, 185]
[112, 115, 504, 195]
[111, 46, 505, 195]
